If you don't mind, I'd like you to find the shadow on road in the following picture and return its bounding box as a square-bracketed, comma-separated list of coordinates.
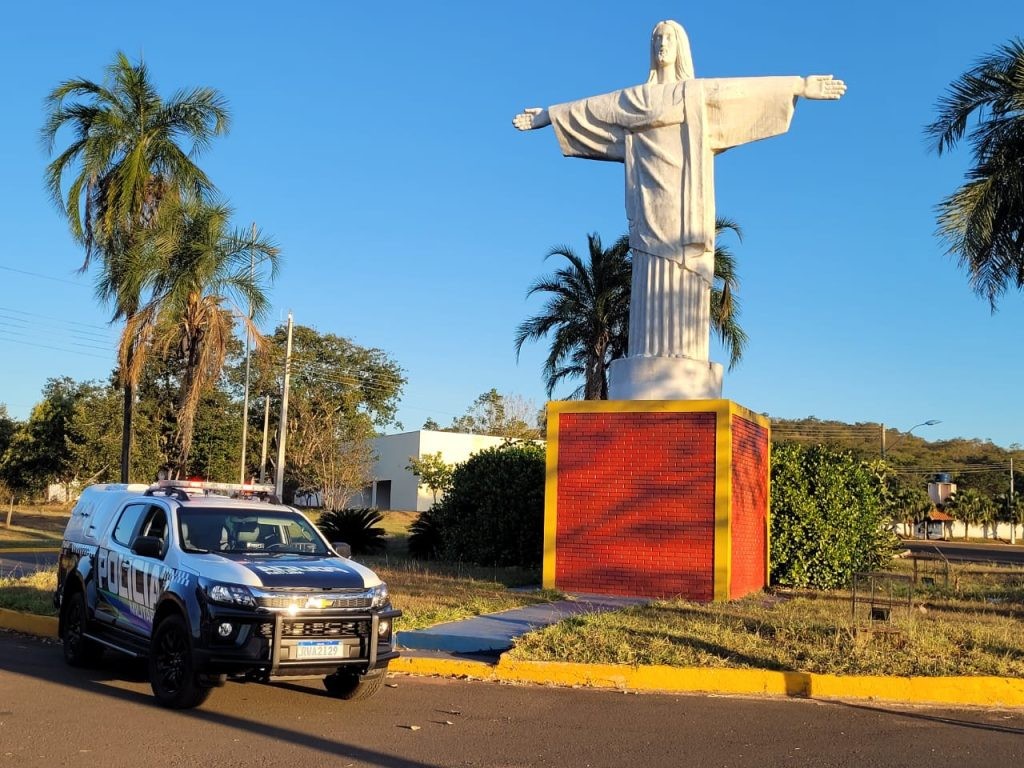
[833, 700, 1024, 735]
[0, 631, 438, 768]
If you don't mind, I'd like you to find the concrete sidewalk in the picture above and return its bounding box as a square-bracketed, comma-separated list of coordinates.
[396, 593, 647, 654]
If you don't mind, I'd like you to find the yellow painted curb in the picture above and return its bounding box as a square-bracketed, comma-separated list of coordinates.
[390, 655, 496, 680]
[495, 657, 798, 695]
[0, 608, 58, 638]
[0, 547, 60, 554]
[808, 672, 1024, 708]
[491, 658, 1024, 708]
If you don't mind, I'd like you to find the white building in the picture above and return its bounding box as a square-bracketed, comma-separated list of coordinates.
[357, 430, 520, 512]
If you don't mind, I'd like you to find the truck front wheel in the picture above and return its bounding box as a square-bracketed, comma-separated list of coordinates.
[323, 665, 388, 701]
[149, 614, 212, 709]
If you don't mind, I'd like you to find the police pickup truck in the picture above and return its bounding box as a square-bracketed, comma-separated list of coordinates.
[55, 481, 401, 709]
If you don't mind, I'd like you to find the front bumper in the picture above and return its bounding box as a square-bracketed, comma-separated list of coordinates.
[194, 604, 402, 679]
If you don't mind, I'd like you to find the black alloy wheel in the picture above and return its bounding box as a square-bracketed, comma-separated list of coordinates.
[149, 614, 212, 709]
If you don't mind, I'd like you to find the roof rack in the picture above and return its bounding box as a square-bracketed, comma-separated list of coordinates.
[145, 480, 278, 503]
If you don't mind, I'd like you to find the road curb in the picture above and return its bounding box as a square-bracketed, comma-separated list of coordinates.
[0, 608, 58, 638]
[490, 658, 1024, 708]
[3, 609, 1023, 708]
[391, 655, 497, 680]
[0, 547, 60, 554]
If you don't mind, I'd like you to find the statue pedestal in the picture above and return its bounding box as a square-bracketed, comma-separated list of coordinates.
[543, 399, 770, 601]
[608, 356, 723, 400]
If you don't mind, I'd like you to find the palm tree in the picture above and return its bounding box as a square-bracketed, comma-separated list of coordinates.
[926, 39, 1024, 308]
[42, 52, 230, 481]
[944, 488, 992, 540]
[515, 219, 749, 400]
[121, 199, 278, 477]
[515, 233, 631, 400]
[710, 218, 748, 369]
[997, 492, 1023, 544]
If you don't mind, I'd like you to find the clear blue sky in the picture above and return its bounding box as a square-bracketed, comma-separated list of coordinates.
[1, 0, 1022, 448]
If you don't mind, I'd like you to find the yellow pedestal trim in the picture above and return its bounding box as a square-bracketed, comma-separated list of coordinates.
[543, 400, 769, 601]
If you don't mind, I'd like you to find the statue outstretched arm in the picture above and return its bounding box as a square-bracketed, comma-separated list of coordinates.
[800, 75, 846, 100]
[513, 107, 552, 131]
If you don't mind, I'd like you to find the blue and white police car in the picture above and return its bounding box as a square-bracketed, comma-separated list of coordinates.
[55, 480, 401, 708]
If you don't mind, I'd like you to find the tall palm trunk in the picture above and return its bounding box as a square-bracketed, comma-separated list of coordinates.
[120, 383, 133, 482]
[586, 338, 608, 400]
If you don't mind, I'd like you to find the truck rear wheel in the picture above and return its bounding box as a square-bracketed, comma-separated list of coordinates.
[149, 614, 212, 709]
[323, 665, 388, 701]
[61, 591, 104, 667]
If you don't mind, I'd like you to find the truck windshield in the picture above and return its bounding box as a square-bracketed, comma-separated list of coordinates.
[178, 509, 329, 555]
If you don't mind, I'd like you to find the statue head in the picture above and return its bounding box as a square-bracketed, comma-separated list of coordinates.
[648, 20, 694, 82]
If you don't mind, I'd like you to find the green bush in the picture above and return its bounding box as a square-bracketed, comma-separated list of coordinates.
[316, 508, 386, 555]
[770, 442, 898, 589]
[424, 442, 545, 568]
[407, 508, 443, 560]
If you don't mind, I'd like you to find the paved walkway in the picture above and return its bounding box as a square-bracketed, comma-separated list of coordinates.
[396, 593, 647, 654]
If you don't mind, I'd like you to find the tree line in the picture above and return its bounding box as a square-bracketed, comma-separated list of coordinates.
[0, 324, 404, 506]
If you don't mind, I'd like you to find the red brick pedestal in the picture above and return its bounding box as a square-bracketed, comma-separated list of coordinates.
[543, 400, 770, 601]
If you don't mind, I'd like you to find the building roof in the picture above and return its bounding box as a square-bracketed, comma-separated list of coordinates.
[926, 510, 954, 522]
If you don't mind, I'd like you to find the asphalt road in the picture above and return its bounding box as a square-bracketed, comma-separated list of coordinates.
[0, 551, 58, 579]
[902, 540, 1024, 566]
[1, 631, 1022, 767]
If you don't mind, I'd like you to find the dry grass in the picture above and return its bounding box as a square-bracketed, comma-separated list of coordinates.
[0, 506, 70, 544]
[370, 559, 556, 629]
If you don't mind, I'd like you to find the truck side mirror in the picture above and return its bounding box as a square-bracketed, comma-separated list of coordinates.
[132, 535, 165, 559]
[332, 541, 352, 558]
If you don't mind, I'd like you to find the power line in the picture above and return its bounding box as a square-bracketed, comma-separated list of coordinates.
[0, 319, 113, 351]
[0, 331, 112, 361]
[0, 264, 88, 287]
[0, 304, 113, 333]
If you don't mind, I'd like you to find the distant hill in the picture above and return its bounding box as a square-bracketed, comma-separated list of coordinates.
[768, 417, 1022, 499]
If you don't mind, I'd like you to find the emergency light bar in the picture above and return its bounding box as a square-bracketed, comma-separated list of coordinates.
[149, 480, 276, 497]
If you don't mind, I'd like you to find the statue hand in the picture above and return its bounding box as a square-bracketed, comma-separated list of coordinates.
[513, 107, 551, 131]
[803, 75, 846, 100]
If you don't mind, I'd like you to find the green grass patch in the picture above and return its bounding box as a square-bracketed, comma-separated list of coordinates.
[0, 570, 57, 616]
[510, 561, 1024, 677]
[358, 554, 556, 629]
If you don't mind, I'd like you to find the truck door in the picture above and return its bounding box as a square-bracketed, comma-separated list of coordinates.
[114, 503, 173, 637]
[95, 503, 147, 626]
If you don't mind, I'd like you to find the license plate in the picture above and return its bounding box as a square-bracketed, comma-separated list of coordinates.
[295, 640, 345, 659]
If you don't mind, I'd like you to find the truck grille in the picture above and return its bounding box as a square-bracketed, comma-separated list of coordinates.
[258, 620, 369, 639]
[254, 590, 373, 610]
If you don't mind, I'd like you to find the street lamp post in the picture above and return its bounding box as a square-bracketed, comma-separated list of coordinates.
[880, 420, 941, 459]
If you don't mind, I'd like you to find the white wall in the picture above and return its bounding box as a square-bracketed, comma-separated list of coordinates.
[368, 430, 523, 512]
[367, 431, 423, 511]
[900, 520, 1023, 543]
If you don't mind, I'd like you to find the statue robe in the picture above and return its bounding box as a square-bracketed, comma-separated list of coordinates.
[548, 76, 803, 360]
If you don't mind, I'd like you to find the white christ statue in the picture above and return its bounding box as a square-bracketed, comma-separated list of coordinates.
[514, 19, 845, 400]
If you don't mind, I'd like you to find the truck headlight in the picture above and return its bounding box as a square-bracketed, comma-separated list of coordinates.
[204, 582, 257, 609]
[370, 582, 389, 608]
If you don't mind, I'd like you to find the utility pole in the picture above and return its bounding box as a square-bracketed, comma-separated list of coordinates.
[274, 312, 294, 500]
[259, 395, 271, 484]
[880, 423, 886, 459]
[239, 223, 256, 483]
[1011, 458, 1016, 545]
